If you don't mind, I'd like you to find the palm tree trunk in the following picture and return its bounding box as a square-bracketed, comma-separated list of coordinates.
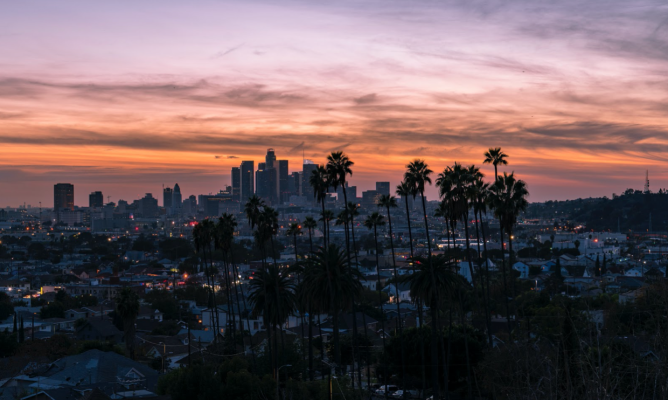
[229, 247, 256, 367]
[404, 196, 426, 399]
[499, 226, 513, 340]
[386, 205, 406, 399]
[474, 209, 493, 347]
[269, 235, 286, 357]
[458, 291, 473, 399]
[321, 200, 327, 248]
[222, 252, 235, 344]
[294, 233, 308, 374]
[429, 301, 440, 399]
[341, 188, 360, 384]
[208, 243, 222, 343]
[508, 227, 517, 299]
[420, 191, 440, 399]
[308, 302, 314, 380]
[308, 229, 314, 254]
[463, 212, 477, 290]
[318, 313, 327, 380]
[348, 211, 364, 389]
[373, 225, 389, 400]
[479, 211, 493, 346]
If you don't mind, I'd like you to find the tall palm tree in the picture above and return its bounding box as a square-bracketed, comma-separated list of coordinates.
[248, 264, 297, 375]
[401, 255, 464, 398]
[364, 212, 390, 395]
[303, 216, 318, 254]
[218, 213, 257, 361]
[471, 178, 494, 346]
[326, 151, 361, 385]
[489, 172, 529, 339]
[319, 210, 334, 247]
[116, 287, 140, 359]
[215, 215, 236, 340]
[244, 195, 265, 229]
[397, 179, 427, 397]
[483, 147, 509, 181]
[309, 166, 330, 247]
[300, 244, 363, 374]
[396, 180, 417, 259]
[287, 222, 302, 262]
[197, 218, 221, 342]
[404, 161, 436, 398]
[377, 194, 407, 397]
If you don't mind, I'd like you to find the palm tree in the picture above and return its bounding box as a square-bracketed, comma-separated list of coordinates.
[403, 161, 436, 398]
[396, 180, 417, 258]
[326, 151, 361, 385]
[199, 218, 221, 341]
[489, 172, 529, 339]
[287, 222, 302, 262]
[303, 216, 318, 254]
[364, 212, 390, 393]
[377, 194, 407, 397]
[116, 287, 140, 359]
[401, 255, 464, 398]
[309, 166, 330, 246]
[319, 210, 334, 246]
[471, 177, 494, 346]
[483, 147, 509, 181]
[218, 213, 257, 361]
[248, 264, 297, 376]
[299, 244, 363, 374]
[244, 195, 265, 229]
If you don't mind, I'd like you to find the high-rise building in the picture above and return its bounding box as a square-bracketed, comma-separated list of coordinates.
[138, 193, 159, 218]
[376, 182, 391, 197]
[278, 160, 289, 203]
[265, 148, 276, 169]
[54, 183, 74, 222]
[289, 172, 301, 196]
[163, 187, 173, 208]
[240, 161, 255, 202]
[89, 191, 103, 208]
[231, 167, 241, 202]
[302, 161, 318, 203]
[362, 190, 381, 209]
[172, 183, 182, 211]
[256, 163, 277, 203]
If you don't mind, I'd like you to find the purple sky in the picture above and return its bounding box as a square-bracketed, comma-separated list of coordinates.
[2, 0, 668, 206]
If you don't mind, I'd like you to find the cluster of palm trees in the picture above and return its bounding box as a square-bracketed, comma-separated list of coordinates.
[186, 147, 528, 399]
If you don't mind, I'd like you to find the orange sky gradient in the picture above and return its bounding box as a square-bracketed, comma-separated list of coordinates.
[2, 0, 668, 206]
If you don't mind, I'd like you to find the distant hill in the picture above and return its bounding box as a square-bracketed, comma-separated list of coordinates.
[526, 189, 668, 233]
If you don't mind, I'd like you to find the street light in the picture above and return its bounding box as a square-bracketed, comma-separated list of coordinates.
[276, 364, 292, 400]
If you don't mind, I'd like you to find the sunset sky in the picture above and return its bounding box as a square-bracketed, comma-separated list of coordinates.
[2, 0, 668, 207]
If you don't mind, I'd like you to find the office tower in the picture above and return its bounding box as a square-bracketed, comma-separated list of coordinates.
[265, 148, 276, 169]
[362, 190, 381, 209]
[240, 161, 255, 202]
[54, 183, 74, 210]
[289, 172, 301, 196]
[231, 167, 241, 202]
[54, 183, 74, 221]
[172, 183, 182, 212]
[376, 182, 391, 197]
[256, 163, 277, 203]
[278, 160, 289, 203]
[139, 193, 159, 218]
[302, 161, 318, 203]
[89, 191, 103, 208]
[163, 187, 173, 208]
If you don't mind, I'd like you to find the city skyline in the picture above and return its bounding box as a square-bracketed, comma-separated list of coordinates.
[3, 0, 668, 205]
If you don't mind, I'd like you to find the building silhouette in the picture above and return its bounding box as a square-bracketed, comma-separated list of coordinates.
[172, 183, 182, 212]
[54, 183, 74, 222]
[89, 191, 103, 208]
[278, 160, 289, 203]
[376, 182, 390, 197]
[302, 161, 318, 203]
[240, 161, 255, 202]
[163, 187, 173, 209]
[231, 167, 241, 202]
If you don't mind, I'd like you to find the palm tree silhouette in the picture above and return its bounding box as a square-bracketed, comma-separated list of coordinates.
[299, 244, 363, 376]
[404, 159, 442, 398]
[483, 147, 509, 181]
[489, 172, 529, 340]
[303, 216, 318, 254]
[377, 194, 407, 397]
